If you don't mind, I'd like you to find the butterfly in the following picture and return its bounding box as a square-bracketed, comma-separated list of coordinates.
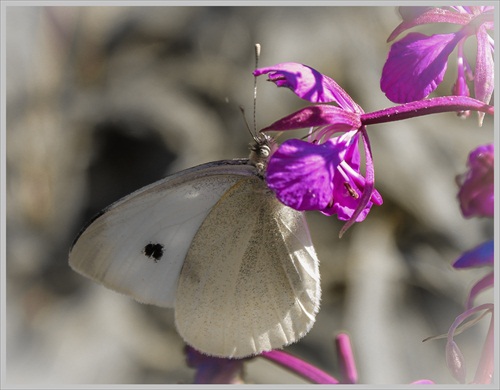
[69, 133, 321, 358]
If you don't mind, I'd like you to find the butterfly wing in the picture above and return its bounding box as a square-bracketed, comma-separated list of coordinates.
[175, 176, 321, 358]
[69, 160, 257, 308]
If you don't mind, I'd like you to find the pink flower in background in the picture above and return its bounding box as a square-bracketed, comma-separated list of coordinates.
[456, 143, 494, 218]
[381, 6, 494, 124]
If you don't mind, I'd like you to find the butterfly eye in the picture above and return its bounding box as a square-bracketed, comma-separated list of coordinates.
[259, 145, 271, 158]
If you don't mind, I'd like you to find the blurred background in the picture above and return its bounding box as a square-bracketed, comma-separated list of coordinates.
[5, 5, 494, 385]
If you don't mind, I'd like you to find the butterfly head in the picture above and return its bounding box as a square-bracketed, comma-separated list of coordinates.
[248, 134, 276, 176]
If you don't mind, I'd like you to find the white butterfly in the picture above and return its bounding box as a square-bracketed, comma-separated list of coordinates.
[69, 134, 321, 358]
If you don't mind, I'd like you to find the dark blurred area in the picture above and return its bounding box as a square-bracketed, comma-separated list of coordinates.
[5, 6, 493, 385]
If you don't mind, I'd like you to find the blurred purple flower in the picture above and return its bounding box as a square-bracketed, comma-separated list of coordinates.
[431, 238, 494, 384]
[381, 6, 494, 124]
[456, 143, 494, 218]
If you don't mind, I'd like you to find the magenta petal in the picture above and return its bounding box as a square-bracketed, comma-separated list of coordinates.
[381, 32, 462, 103]
[453, 240, 494, 269]
[369, 188, 383, 206]
[266, 139, 345, 211]
[261, 105, 361, 133]
[254, 62, 361, 112]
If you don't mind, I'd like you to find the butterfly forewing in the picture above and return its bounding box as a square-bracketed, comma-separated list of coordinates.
[175, 176, 321, 358]
[69, 160, 257, 307]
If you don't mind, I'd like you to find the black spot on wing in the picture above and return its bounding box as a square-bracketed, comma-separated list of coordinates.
[142, 242, 164, 262]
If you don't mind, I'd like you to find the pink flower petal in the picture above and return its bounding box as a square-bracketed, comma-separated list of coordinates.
[261, 105, 361, 133]
[254, 62, 361, 112]
[266, 138, 344, 211]
[381, 32, 463, 103]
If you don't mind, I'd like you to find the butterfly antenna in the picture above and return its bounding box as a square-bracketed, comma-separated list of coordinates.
[241, 44, 262, 144]
[253, 43, 261, 138]
[240, 105, 255, 141]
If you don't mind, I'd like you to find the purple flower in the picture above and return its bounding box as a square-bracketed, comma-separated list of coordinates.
[456, 143, 494, 218]
[254, 63, 381, 235]
[266, 134, 382, 223]
[254, 62, 493, 235]
[381, 6, 494, 124]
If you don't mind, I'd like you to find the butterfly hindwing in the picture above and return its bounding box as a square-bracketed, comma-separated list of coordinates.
[175, 176, 321, 357]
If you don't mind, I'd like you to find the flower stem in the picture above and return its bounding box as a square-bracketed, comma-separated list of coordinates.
[361, 96, 494, 126]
